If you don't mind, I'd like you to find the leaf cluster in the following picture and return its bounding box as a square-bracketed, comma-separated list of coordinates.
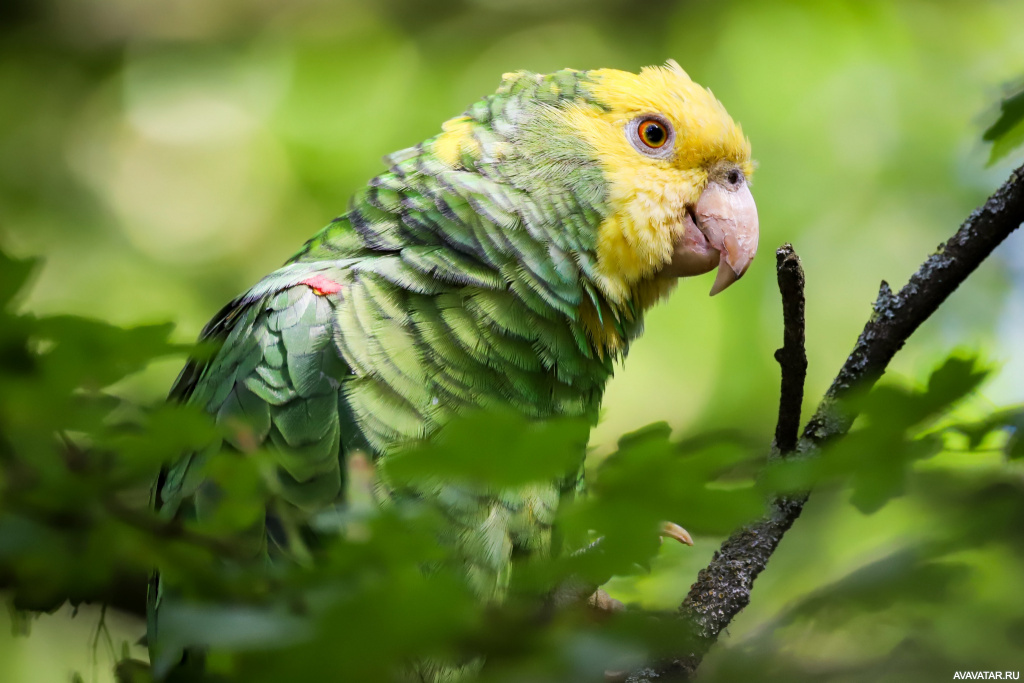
[1, 244, 1023, 683]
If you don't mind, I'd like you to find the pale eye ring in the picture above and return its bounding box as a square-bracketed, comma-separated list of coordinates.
[627, 114, 675, 159]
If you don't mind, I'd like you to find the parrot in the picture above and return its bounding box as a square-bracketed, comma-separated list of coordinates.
[149, 60, 758, 678]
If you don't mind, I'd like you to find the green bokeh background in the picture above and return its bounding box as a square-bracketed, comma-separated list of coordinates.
[2, 0, 1023, 680]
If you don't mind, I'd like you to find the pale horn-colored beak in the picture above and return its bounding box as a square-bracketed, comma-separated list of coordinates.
[699, 180, 759, 295]
[662, 179, 759, 296]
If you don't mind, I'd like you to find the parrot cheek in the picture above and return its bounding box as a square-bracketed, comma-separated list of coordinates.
[660, 209, 721, 278]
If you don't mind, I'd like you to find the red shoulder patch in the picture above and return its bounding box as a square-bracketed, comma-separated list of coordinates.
[300, 274, 343, 296]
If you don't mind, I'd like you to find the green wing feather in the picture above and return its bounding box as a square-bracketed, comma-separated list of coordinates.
[157, 264, 354, 526]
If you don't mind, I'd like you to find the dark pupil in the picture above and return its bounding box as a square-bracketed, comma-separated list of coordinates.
[643, 122, 665, 145]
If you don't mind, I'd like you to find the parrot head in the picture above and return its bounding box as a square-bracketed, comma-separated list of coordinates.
[432, 61, 758, 319]
[557, 61, 758, 303]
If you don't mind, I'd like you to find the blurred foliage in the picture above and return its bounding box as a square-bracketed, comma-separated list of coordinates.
[2, 235, 1024, 683]
[0, 246, 760, 681]
[1, 0, 1024, 681]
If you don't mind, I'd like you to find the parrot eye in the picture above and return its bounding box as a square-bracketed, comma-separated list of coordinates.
[627, 115, 675, 159]
[638, 119, 667, 148]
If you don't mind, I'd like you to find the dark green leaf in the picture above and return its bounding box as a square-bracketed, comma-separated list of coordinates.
[984, 82, 1024, 165]
[382, 409, 590, 488]
[923, 353, 989, 410]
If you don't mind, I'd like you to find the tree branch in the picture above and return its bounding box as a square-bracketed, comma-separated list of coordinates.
[629, 163, 1024, 682]
[803, 164, 1024, 443]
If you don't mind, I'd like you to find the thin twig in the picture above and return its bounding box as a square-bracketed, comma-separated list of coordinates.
[772, 244, 808, 454]
[629, 163, 1024, 682]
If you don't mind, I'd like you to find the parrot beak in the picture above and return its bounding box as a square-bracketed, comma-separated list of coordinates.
[662, 178, 759, 296]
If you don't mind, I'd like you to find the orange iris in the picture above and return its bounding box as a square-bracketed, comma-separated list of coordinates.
[638, 119, 668, 148]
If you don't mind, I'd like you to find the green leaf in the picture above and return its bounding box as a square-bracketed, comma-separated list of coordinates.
[194, 451, 268, 535]
[946, 407, 1024, 458]
[984, 82, 1024, 165]
[156, 603, 311, 658]
[923, 353, 989, 410]
[33, 317, 180, 390]
[560, 425, 763, 581]
[781, 549, 970, 625]
[382, 409, 590, 488]
[103, 403, 219, 469]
